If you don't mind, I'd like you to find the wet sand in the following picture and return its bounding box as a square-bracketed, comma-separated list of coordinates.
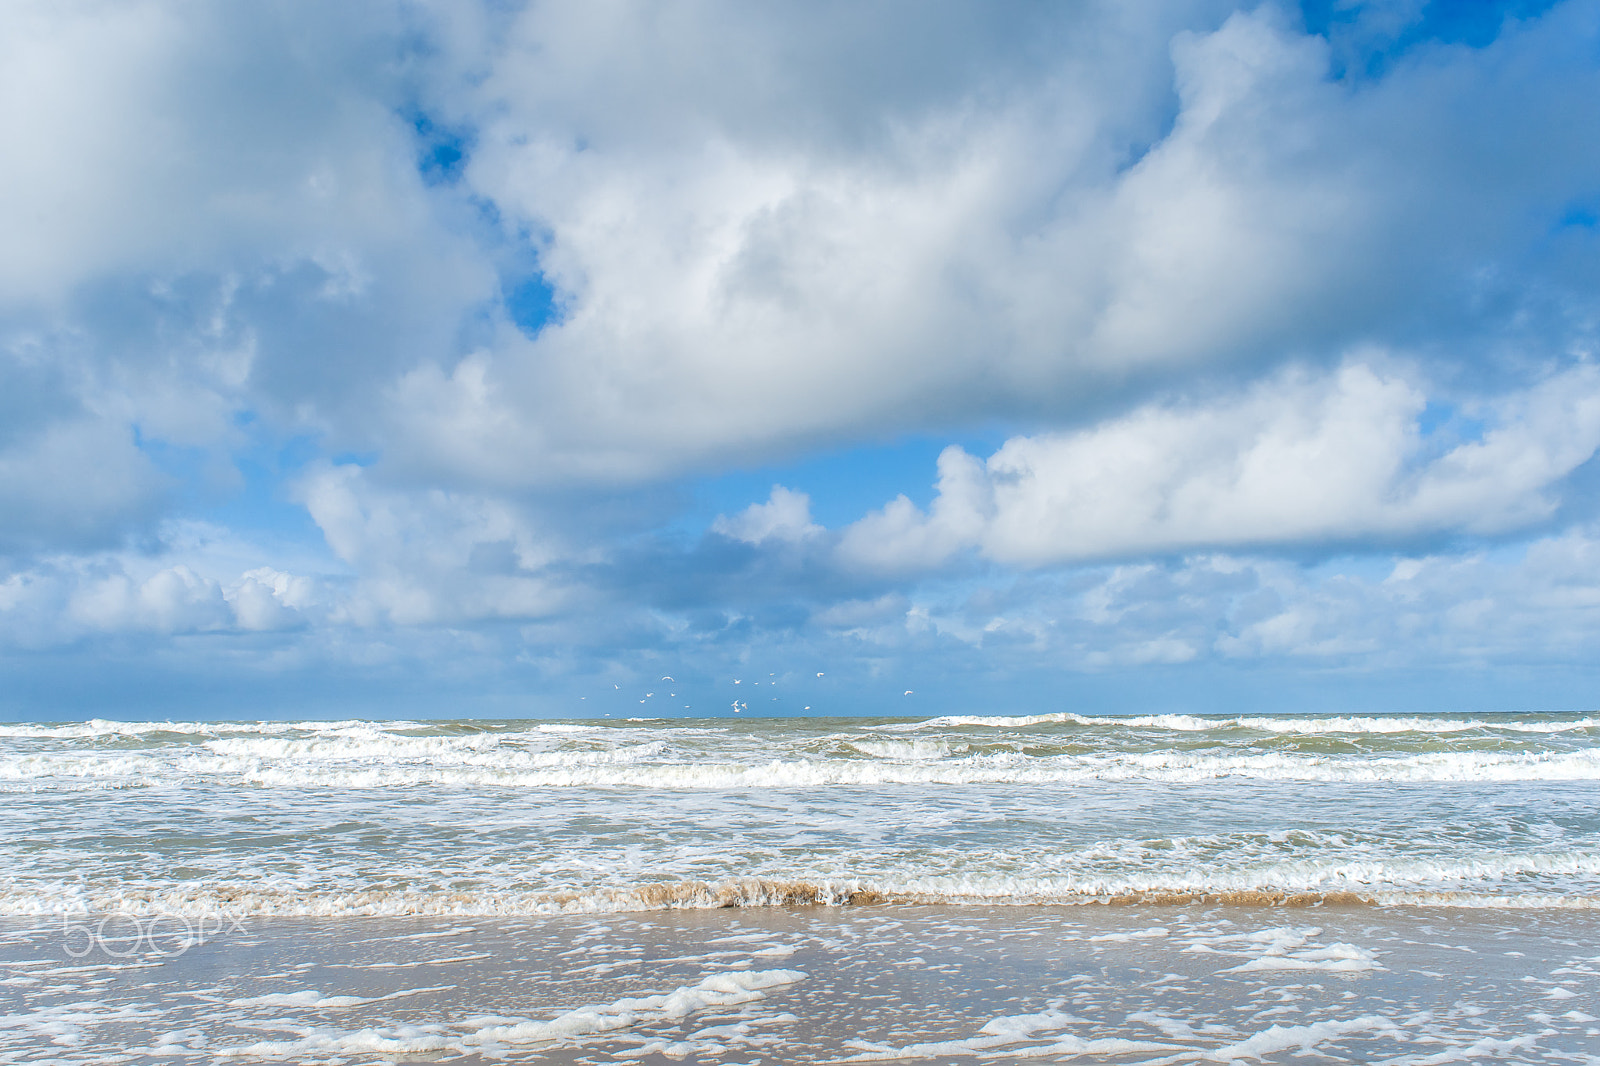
[2, 903, 1597, 1063]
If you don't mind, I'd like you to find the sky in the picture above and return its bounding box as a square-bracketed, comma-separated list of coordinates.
[3, 0, 1600, 721]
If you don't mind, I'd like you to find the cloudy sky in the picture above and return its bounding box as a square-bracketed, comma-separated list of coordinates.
[3, 0, 1599, 720]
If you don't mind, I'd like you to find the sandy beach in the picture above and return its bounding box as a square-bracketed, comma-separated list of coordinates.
[4, 902, 1597, 1063]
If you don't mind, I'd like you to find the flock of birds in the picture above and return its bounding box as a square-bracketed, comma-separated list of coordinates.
[580, 671, 914, 716]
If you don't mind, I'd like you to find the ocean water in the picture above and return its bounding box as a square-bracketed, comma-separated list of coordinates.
[2, 710, 1598, 916]
[3, 711, 1600, 1063]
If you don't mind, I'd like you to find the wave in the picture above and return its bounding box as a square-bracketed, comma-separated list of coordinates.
[5, 711, 1595, 745]
[893, 712, 1600, 735]
[8, 867, 1600, 919]
[0, 718, 428, 740]
[845, 739, 964, 761]
[5, 745, 1600, 789]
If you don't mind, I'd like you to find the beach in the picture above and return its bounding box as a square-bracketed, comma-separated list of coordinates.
[3, 904, 1598, 1062]
[1, 712, 1598, 1061]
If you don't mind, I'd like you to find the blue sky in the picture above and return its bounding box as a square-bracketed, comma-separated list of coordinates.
[4, 0, 1600, 720]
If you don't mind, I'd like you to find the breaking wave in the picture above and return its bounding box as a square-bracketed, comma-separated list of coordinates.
[8, 866, 1600, 919]
[893, 712, 1600, 735]
[4, 745, 1598, 789]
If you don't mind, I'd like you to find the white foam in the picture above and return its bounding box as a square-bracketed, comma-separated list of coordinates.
[1181, 925, 1384, 976]
[5, 843, 1600, 917]
[840, 1009, 1171, 1061]
[1198, 1015, 1400, 1060]
[468, 968, 805, 1045]
[7, 743, 1599, 789]
[229, 985, 452, 1009]
[1087, 926, 1169, 942]
[0, 1000, 160, 1048]
[846, 739, 962, 761]
[0, 718, 424, 740]
[213, 968, 804, 1059]
[1222, 943, 1381, 973]
[217, 1024, 459, 1059]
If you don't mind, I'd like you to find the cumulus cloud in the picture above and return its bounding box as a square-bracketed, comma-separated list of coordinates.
[5, 1, 1600, 712]
[68, 565, 230, 634]
[7, 1, 1600, 492]
[0, 0, 493, 551]
[228, 567, 316, 632]
[0, 553, 320, 645]
[295, 463, 570, 626]
[380, 1, 1600, 484]
[711, 486, 822, 545]
[839, 361, 1600, 569]
[827, 521, 1600, 676]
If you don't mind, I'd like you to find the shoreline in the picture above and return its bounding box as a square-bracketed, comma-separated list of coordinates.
[11, 878, 1600, 921]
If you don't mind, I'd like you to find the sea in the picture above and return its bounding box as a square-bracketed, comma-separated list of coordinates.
[1, 711, 1597, 1063]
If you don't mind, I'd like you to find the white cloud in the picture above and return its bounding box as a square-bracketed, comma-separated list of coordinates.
[5, 1, 1600, 707]
[65, 565, 227, 635]
[711, 486, 821, 545]
[378, 2, 1600, 484]
[839, 362, 1600, 568]
[226, 567, 316, 632]
[0, 519, 331, 646]
[0, 2, 481, 309]
[830, 523, 1600, 673]
[5, 1, 1599, 500]
[296, 463, 570, 626]
[0, 417, 167, 552]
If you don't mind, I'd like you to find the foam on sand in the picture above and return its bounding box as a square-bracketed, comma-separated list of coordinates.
[214, 968, 808, 1060]
[5, 904, 1600, 1065]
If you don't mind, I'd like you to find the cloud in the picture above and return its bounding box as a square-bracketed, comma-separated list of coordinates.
[229, 567, 317, 632]
[68, 565, 230, 634]
[711, 486, 822, 545]
[8, 2, 1600, 494]
[376, 1, 1600, 485]
[0, 554, 319, 644]
[0, 0, 494, 537]
[822, 520, 1600, 676]
[839, 361, 1600, 568]
[5, 2, 1600, 713]
[295, 463, 570, 626]
[0, 417, 167, 553]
